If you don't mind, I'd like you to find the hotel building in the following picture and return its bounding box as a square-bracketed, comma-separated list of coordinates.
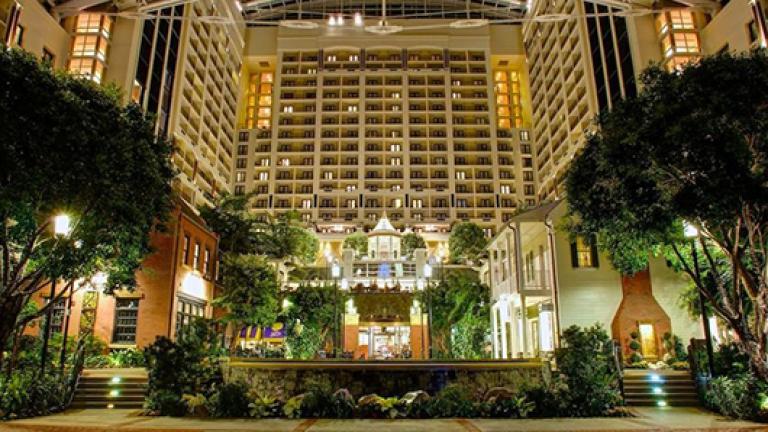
[4, 0, 768, 354]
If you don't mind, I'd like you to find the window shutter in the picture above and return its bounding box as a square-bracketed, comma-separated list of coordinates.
[590, 235, 600, 268]
[570, 241, 579, 268]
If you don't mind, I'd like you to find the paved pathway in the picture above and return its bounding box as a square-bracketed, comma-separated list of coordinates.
[2, 407, 767, 432]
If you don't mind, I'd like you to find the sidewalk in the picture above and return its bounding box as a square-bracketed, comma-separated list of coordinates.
[2, 407, 767, 432]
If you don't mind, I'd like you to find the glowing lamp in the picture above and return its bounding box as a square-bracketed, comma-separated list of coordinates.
[354, 12, 363, 26]
[331, 262, 341, 278]
[54, 214, 72, 237]
[683, 221, 699, 238]
[181, 271, 206, 299]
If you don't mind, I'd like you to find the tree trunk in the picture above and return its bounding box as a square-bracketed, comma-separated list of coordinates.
[0, 295, 25, 365]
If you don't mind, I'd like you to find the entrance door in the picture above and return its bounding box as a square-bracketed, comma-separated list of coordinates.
[361, 325, 411, 359]
[638, 322, 658, 360]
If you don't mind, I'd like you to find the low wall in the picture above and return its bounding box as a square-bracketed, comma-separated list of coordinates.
[223, 359, 551, 398]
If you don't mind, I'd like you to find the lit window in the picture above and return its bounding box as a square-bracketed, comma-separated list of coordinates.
[302, 199, 312, 208]
[113, 298, 139, 344]
[571, 236, 599, 268]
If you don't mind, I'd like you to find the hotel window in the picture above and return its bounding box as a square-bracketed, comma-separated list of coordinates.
[42, 48, 55, 66]
[3, 2, 22, 47]
[259, 172, 269, 181]
[193, 242, 200, 269]
[175, 297, 206, 337]
[494, 70, 523, 129]
[235, 171, 246, 183]
[570, 236, 599, 268]
[302, 199, 312, 208]
[245, 72, 273, 129]
[47, 297, 66, 334]
[112, 298, 139, 344]
[412, 199, 423, 208]
[500, 185, 511, 194]
[203, 248, 211, 277]
[182, 235, 190, 265]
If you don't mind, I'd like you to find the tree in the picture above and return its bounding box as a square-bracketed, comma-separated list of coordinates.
[198, 193, 258, 255]
[282, 283, 348, 356]
[401, 233, 427, 258]
[201, 199, 318, 264]
[448, 222, 488, 264]
[254, 211, 318, 265]
[0, 49, 173, 363]
[418, 272, 490, 358]
[343, 232, 368, 258]
[565, 51, 768, 380]
[214, 254, 280, 349]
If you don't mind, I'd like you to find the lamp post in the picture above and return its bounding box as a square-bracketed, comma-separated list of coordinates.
[423, 263, 433, 359]
[685, 222, 715, 377]
[331, 261, 341, 358]
[41, 214, 71, 375]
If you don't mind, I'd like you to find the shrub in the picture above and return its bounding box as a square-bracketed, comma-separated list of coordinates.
[143, 320, 224, 415]
[705, 374, 768, 421]
[145, 389, 186, 417]
[248, 393, 283, 418]
[357, 394, 400, 419]
[207, 382, 250, 418]
[713, 342, 749, 377]
[522, 384, 566, 418]
[182, 393, 208, 417]
[487, 395, 534, 418]
[555, 324, 622, 417]
[299, 384, 334, 418]
[0, 371, 67, 420]
[427, 384, 478, 418]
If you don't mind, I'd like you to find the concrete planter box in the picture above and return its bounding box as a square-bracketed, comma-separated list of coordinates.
[223, 359, 551, 398]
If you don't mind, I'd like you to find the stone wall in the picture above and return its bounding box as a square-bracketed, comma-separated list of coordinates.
[223, 360, 551, 399]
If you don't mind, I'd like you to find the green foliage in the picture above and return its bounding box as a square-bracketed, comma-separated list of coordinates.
[713, 342, 750, 377]
[285, 324, 323, 359]
[662, 332, 687, 364]
[85, 347, 145, 368]
[198, 194, 259, 255]
[0, 48, 173, 354]
[215, 254, 279, 331]
[0, 371, 67, 420]
[451, 309, 491, 359]
[555, 324, 622, 417]
[419, 272, 490, 358]
[207, 382, 251, 418]
[401, 233, 427, 258]
[283, 283, 347, 357]
[564, 50, 768, 380]
[143, 320, 224, 415]
[705, 374, 768, 421]
[448, 222, 488, 264]
[486, 395, 535, 418]
[182, 393, 208, 417]
[248, 393, 282, 418]
[427, 384, 477, 418]
[201, 197, 318, 264]
[357, 394, 400, 419]
[343, 232, 368, 258]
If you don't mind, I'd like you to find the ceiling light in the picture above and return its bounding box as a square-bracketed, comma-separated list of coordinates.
[365, 21, 403, 34]
[280, 20, 319, 29]
[354, 12, 363, 26]
[449, 18, 488, 28]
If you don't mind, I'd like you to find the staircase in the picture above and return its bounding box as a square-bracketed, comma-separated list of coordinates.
[623, 369, 699, 407]
[71, 368, 147, 409]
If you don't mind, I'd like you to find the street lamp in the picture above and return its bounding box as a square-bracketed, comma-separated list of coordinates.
[684, 221, 715, 377]
[42, 213, 71, 375]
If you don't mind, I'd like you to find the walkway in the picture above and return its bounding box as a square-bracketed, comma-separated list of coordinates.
[2, 407, 766, 432]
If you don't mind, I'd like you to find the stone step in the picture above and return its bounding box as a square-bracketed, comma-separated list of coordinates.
[70, 400, 144, 409]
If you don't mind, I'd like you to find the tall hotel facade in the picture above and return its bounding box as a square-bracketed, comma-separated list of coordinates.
[236, 23, 536, 239]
